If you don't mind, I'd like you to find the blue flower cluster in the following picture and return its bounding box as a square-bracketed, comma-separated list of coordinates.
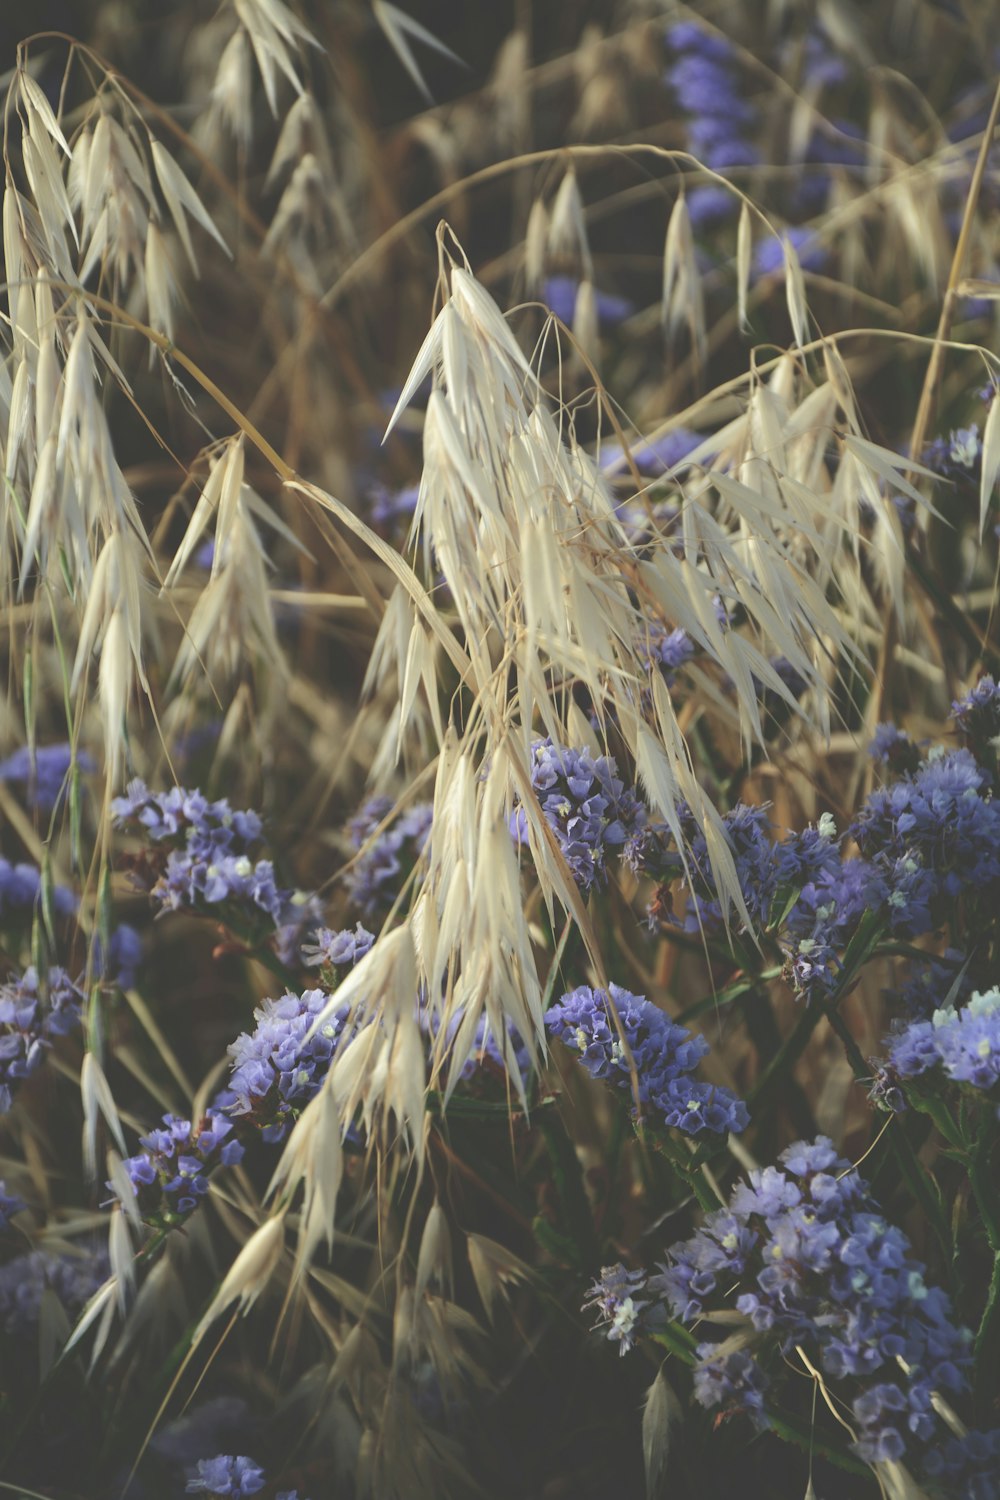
[0, 1241, 109, 1338]
[545, 983, 748, 1136]
[0, 857, 77, 923]
[883, 987, 1000, 1093]
[953, 675, 1000, 777]
[302, 921, 375, 976]
[187, 1453, 309, 1499]
[923, 1428, 1000, 1499]
[113, 781, 317, 948]
[511, 740, 647, 892]
[637, 801, 783, 934]
[851, 747, 1000, 934]
[665, 21, 758, 228]
[639, 623, 695, 683]
[119, 1111, 244, 1222]
[924, 423, 982, 481]
[187, 1455, 265, 1496]
[582, 1263, 662, 1356]
[344, 795, 433, 920]
[0, 967, 85, 1113]
[0, 743, 95, 814]
[651, 1138, 986, 1472]
[226, 988, 353, 1142]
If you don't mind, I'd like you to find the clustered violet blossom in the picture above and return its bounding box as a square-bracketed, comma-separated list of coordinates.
[0, 743, 95, 814]
[883, 987, 1000, 1093]
[226, 988, 353, 1143]
[511, 740, 647, 892]
[0, 858, 77, 923]
[582, 1263, 662, 1356]
[545, 983, 748, 1136]
[119, 1111, 244, 1223]
[0, 1242, 109, 1338]
[186, 1453, 309, 1500]
[665, 21, 759, 227]
[343, 795, 433, 920]
[629, 1138, 997, 1483]
[0, 967, 85, 1113]
[113, 781, 318, 952]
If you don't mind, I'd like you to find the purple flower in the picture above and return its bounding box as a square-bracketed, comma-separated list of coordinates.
[545, 983, 747, 1136]
[0, 967, 85, 1112]
[650, 1137, 981, 1474]
[116, 1109, 245, 1223]
[0, 743, 95, 814]
[344, 796, 433, 920]
[186, 1455, 266, 1496]
[583, 1264, 662, 1354]
[510, 740, 647, 892]
[886, 987, 1000, 1092]
[302, 922, 375, 973]
[0, 1241, 109, 1338]
[0, 858, 77, 923]
[227, 989, 353, 1142]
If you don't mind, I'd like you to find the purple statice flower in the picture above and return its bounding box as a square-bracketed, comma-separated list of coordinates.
[923, 424, 982, 481]
[636, 801, 778, 935]
[344, 795, 433, 920]
[302, 922, 375, 974]
[583, 1264, 662, 1355]
[752, 227, 829, 281]
[117, 1110, 244, 1223]
[0, 967, 85, 1113]
[923, 1427, 1000, 1498]
[112, 781, 262, 849]
[0, 743, 95, 814]
[186, 1455, 266, 1496]
[780, 855, 888, 1003]
[851, 748, 1000, 936]
[597, 427, 700, 477]
[652, 1137, 980, 1473]
[0, 1241, 110, 1338]
[0, 858, 77, 924]
[0, 1181, 25, 1229]
[869, 723, 923, 776]
[541, 276, 633, 328]
[953, 676, 1000, 776]
[227, 989, 352, 1142]
[886, 987, 1000, 1092]
[114, 781, 311, 943]
[511, 740, 647, 893]
[545, 983, 748, 1136]
[638, 623, 696, 684]
[665, 22, 758, 229]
